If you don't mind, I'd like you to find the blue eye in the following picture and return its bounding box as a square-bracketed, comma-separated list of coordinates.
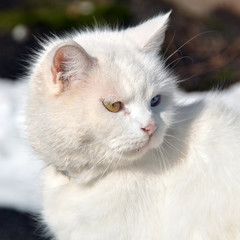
[150, 95, 161, 107]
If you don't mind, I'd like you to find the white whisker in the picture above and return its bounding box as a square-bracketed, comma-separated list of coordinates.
[163, 137, 186, 158]
[163, 31, 176, 58]
[166, 56, 194, 70]
[164, 31, 214, 64]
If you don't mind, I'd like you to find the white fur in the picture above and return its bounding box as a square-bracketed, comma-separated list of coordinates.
[26, 13, 240, 240]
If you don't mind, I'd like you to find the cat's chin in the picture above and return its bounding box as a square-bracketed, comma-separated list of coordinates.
[120, 136, 162, 161]
[123, 147, 148, 160]
[122, 139, 156, 160]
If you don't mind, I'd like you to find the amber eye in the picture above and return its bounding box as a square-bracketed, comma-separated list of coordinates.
[102, 99, 122, 113]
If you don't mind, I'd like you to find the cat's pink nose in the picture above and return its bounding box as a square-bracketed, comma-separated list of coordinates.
[141, 122, 157, 137]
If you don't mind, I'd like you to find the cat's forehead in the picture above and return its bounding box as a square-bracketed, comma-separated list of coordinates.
[96, 49, 171, 102]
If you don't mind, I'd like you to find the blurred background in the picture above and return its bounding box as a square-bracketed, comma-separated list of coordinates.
[1, 0, 240, 90]
[0, 0, 240, 240]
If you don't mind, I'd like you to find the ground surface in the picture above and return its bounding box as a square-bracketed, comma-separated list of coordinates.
[0, 209, 49, 240]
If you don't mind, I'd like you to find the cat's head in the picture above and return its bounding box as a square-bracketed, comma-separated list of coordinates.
[26, 12, 177, 172]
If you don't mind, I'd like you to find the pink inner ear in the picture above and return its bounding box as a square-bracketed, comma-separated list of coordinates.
[53, 47, 67, 74]
[51, 46, 72, 87]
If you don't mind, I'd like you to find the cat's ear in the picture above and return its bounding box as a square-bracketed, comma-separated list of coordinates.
[50, 42, 95, 94]
[125, 12, 171, 53]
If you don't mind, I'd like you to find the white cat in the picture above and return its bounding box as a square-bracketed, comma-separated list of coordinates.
[26, 12, 240, 240]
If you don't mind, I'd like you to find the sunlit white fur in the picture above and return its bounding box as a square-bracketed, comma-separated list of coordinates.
[26, 13, 240, 240]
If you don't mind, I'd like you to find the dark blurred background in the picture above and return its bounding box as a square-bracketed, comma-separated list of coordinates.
[1, 0, 240, 91]
[0, 0, 240, 239]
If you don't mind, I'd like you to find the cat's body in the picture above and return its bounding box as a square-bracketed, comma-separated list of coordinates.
[26, 13, 240, 240]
